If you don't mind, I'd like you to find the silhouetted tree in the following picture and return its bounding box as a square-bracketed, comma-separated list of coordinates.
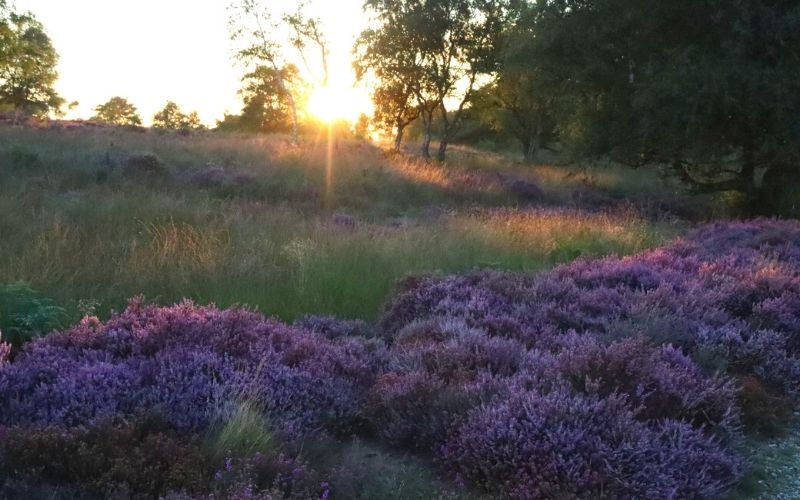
[152, 101, 205, 130]
[526, 0, 800, 204]
[357, 0, 507, 161]
[0, 6, 64, 116]
[239, 65, 299, 133]
[92, 97, 142, 126]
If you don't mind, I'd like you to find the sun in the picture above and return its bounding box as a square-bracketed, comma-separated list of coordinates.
[306, 85, 367, 123]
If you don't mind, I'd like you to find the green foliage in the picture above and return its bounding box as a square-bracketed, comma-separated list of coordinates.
[0, 283, 65, 347]
[321, 440, 455, 499]
[91, 96, 142, 126]
[218, 65, 301, 133]
[0, 126, 676, 324]
[356, 0, 508, 160]
[3, 143, 40, 169]
[152, 101, 204, 130]
[523, 0, 800, 196]
[0, 7, 64, 116]
[205, 400, 276, 463]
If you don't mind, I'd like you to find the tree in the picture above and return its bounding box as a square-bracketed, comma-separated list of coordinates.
[229, 0, 301, 143]
[474, 5, 559, 162]
[353, 112, 370, 140]
[354, 7, 423, 152]
[152, 101, 205, 130]
[526, 0, 800, 204]
[92, 97, 142, 126]
[235, 65, 300, 133]
[284, 3, 329, 88]
[357, 0, 507, 161]
[0, 6, 64, 116]
[427, 0, 507, 162]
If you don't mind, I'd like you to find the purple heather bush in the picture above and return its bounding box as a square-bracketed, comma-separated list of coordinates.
[382, 218, 800, 395]
[441, 388, 743, 499]
[0, 298, 381, 436]
[294, 314, 378, 340]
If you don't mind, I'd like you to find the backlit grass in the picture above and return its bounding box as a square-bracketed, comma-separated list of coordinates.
[0, 125, 681, 322]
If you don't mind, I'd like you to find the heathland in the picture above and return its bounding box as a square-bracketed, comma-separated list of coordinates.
[1, 125, 798, 499]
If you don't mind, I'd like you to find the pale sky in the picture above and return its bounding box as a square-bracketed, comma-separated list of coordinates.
[15, 0, 371, 125]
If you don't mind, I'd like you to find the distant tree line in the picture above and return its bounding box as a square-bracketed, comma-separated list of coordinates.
[4, 0, 799, 205]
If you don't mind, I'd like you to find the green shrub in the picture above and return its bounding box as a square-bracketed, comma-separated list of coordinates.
[4, 144, 41, 169]
[327, 440, 456, 499]
[738, 375, 793, 437]
[0, 417, 212, 498]
[0, 283, 66, 348]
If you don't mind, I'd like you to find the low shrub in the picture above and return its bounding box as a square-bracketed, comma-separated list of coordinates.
[441, 388, 744, 499]
[737, 375, 793, 436]
[4, 144, 41, 169]
[294, 314, 378, 340]
[0, 298, 379, 437]
[121, 152, 168, 179]
[0, 283, 66, 349]
[366, 371, 498, 451]
[0, 417, 211, 498]
[325, 440, 455, 499]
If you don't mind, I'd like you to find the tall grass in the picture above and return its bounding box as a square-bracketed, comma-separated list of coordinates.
[0, 126, 681, 322]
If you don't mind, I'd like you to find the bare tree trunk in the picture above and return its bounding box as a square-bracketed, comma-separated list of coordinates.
[394, 125, 405, 152]
[740, 144, 757, 196]
[524, 123, 543, 163]
[420, 114, 433, 159]
[287, 92, 299, 145]
[436, 139, 448, 163]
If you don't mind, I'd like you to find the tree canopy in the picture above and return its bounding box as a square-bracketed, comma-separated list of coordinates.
[518, 0, 800, 198]
[356, 0, 508, 160]
[217, 65, 300, 134]
[152, 101, 204, 130]
[92, 97, 142, 126]
[0, 6, 63, 116]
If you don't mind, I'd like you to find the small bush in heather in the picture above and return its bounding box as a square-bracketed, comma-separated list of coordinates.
[392, 318, 524, 381]
[0, 283, 66, 348]
[366, 371, 497, 451]
[736, 375, 793, 436]
[554, 335, 740, 438]
[186, 164, 255, 189]
[4, 144, 41, 169]
[0, 342, 9, 364]
[207, 452, 324, 500]
[0, 417, 211, 498]
[325, 440, 456, 499]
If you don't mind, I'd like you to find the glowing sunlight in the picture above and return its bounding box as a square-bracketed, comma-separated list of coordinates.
[306, 85, 368, 123]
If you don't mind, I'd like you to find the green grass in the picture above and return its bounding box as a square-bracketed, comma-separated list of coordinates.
[205, 399, 276, 463]
[0, 125, 681, 323]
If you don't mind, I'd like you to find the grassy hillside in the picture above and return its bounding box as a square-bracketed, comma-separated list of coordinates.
[0, 125, 691, 323]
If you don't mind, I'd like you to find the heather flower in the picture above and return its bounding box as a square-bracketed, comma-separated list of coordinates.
[441, 388, 743, 499]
